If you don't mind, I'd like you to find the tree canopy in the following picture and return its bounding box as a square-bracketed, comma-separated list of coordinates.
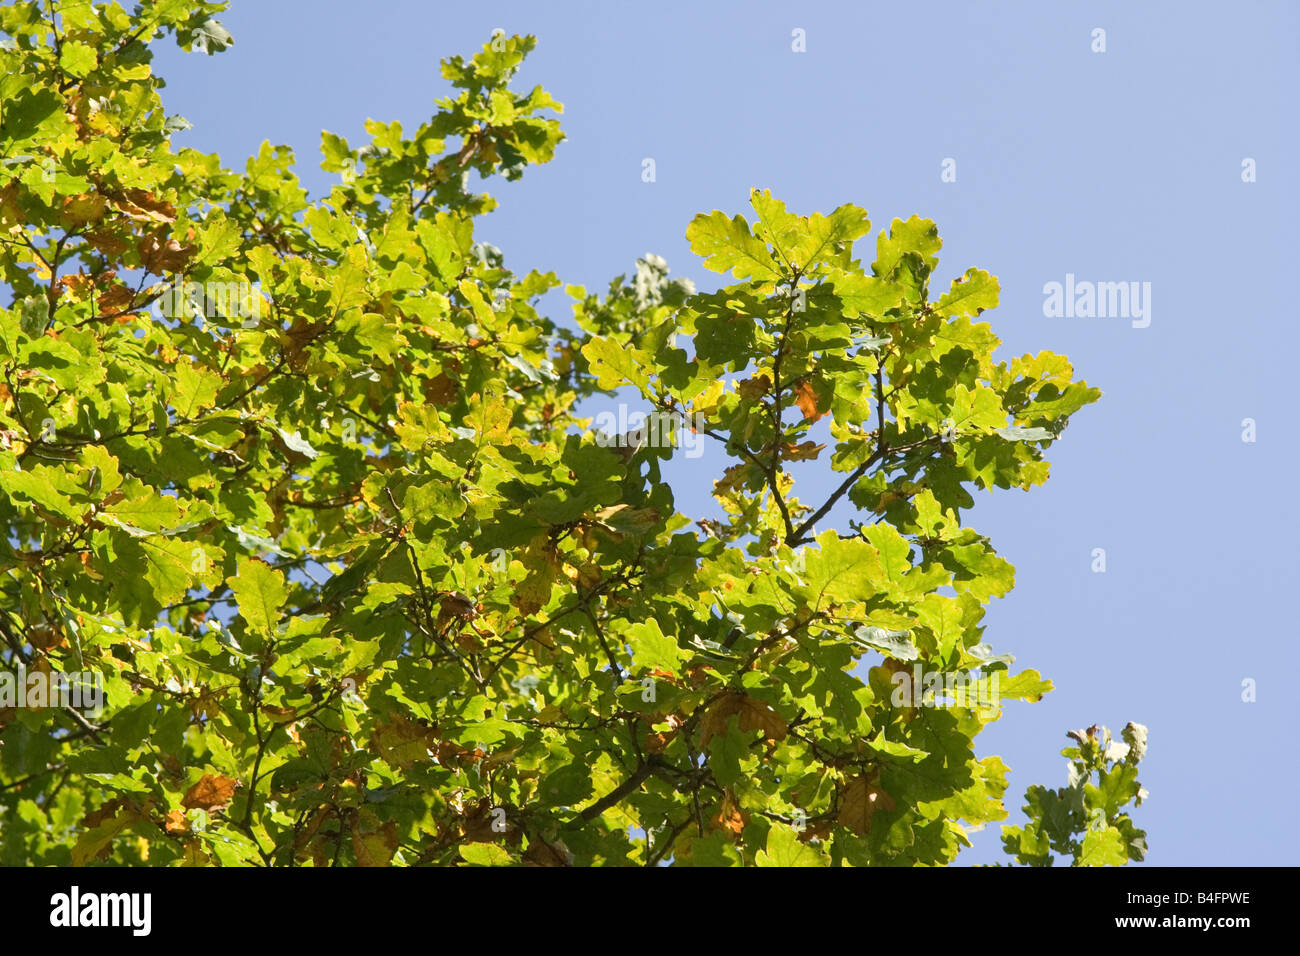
[0, 1, 1146, 866]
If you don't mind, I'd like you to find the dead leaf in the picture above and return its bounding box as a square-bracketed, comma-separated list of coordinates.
[73, 801, 141, 865]
[261, 705, 298, 724]
[523, 834, 572, 866]
[111, 188, 176, 223]
[61, 193, 107, 226]
[836, 773, 895, 835]
[737, 375, 771, 401]
[710, 789, 748, 836]
[138, 230, 195, 273]
[84, 229, 130, 257]
[351, 815, 399, 867]
[372, 714, 435, 770]
[699, 692, 788, 746]
[782, 440, 825, 462]
[794, 380, 829, 422]
[181, 773, 238, 812]
[97, 283, 135, 314]
[28, 624, 63, 650]
[426, 372, 459, 406]
[436, 592, 477, 628]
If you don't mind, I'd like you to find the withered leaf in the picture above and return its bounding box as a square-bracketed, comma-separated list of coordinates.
[181, 773, 238, 812]
[793, 379, 829, 422]
[836, 774, 895, 835]
[699, 692, 788, 746]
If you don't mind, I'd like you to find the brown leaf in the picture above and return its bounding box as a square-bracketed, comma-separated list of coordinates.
[281, 319, 328, 367]
[61, 193, 107, 226]
[460, 798, 511, 844]
[164, 809, 190, 834]
[97, 283, 135, 314]
[799, 817, 834, 844]
[82, 797, 131, 829]
[434, 740, 484, 770]
[523, 834, 573, 866]
[84, 229, 130, 257]
[371, 714, 435, 770]
[710, 789, 749, 836]
[436, 592, 477, 628]
[59, 272, 97, 297]
[293, 808, 333, 858]
[713, 462, 755, 496]
[351, 816, 399, 867]
[181, 773, 238, 812]
[736, 695, 788, 742]
[112, 188, 176, 223]
[73, 801, 141, 865]
[28, 624, 63, 650]
[782, 440, 825, 462]
[699, 692, 787, 746]
[794, 380, 829, 422]
[425, 371, 459, 406]
[836, 773, 895, 835]
[737, 375, 771, 401]
[261, 705, 298, 724]
[138, 231, 195, 273]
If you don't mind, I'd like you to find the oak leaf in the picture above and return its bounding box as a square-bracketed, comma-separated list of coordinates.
[794, 379, 829, 422]
[181, 773, 238, 812]
[836, 774, 895, 835]
[700, 692, 788, 746]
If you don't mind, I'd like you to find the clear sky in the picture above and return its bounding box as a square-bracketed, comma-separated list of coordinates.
[152, 0, 1298, 865]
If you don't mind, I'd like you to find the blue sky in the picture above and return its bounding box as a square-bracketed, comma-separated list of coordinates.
[153, 0, 1297, 865]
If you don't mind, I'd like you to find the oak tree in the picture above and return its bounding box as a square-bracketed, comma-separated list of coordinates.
[0, 1, 1147, 866]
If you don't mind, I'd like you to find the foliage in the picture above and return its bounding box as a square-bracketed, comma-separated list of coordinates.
[0, 1, 1137, 866]
[1002, 722, 1150, 866]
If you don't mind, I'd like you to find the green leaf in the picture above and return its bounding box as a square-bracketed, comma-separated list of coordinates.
[797, 531, 885, 608]
[1079, 826, 1128, 866]
[853, 625, 918, 661]
[627, 619, 683, 673]
[0, 466, 81, 519]
[936, 268, 999, 317]
[539, 762, 593, 806]
[460, 843, 513, 866]
[997, 670, 1052, 703]
[830, 272, 904, 319]
[581, 336, 649, 390]
[996, 425, 1053, 441]
[227, 558, 287, 637]
[685, 210, 781, 282]
[275, 427, 320, 459]
[0, 14, 1112, 867]
[874, 215, 942, 277]
[58, 41, 98, 77]
[104, 490, 184, 533]
[756, 823, 827, 866]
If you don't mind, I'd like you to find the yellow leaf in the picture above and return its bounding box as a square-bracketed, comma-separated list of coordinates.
[61, 192, 107, 226]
